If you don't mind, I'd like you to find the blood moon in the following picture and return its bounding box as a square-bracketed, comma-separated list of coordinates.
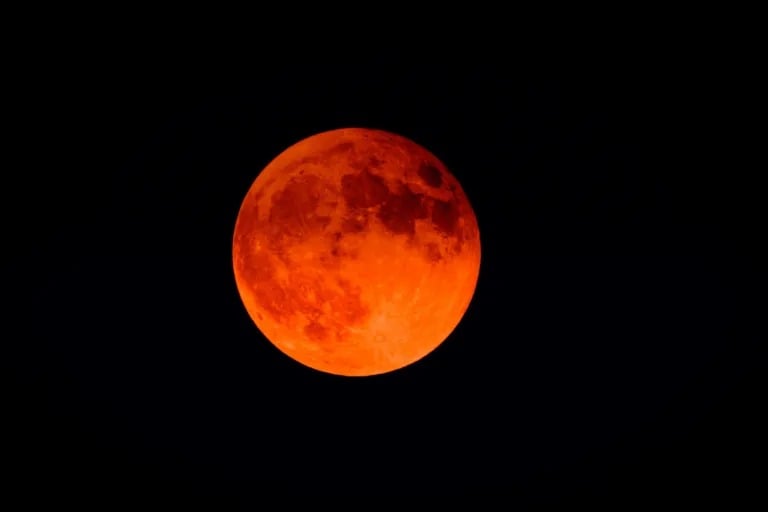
[232, 128, 481, 377]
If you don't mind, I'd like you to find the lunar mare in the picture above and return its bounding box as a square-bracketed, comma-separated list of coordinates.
[233, 128, 481, 376]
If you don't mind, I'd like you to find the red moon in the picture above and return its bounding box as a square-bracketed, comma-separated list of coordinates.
[233, 128, 481, 376]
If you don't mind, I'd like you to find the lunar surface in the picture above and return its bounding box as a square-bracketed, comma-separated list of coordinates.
[233, 128, 481, 376]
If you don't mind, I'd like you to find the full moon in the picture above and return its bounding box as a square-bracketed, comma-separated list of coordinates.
[232, 128, 481, 376]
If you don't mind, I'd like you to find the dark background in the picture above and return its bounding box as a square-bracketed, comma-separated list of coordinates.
[7, 40, 765, 504]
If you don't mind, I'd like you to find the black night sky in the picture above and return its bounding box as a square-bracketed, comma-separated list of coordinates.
[8, 39, 765, 505]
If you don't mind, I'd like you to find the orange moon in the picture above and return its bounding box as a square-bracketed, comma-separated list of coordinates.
[232, 128, 481, 376]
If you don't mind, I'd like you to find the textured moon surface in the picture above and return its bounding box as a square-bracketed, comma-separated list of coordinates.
[233, 128, 481, 376]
